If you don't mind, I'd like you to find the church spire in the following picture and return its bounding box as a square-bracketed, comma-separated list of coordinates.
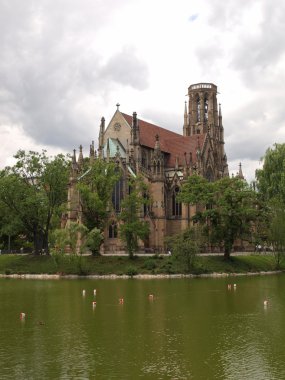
[89, 140, 95, 163]
[98, 117, 105, 157]
[78, 145, 83, 168]
[132, 111, 140, 145]
[238, 162, 244, 179]
[183, 101, 189, 136]
[219, 103, 223, 128]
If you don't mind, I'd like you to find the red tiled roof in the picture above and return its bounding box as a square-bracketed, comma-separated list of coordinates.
[121, 112, 206, 168]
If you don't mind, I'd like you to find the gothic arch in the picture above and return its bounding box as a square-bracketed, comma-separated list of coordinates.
[172, 186, 182, 217]
[108, 220, 118, 238]
[205, 166, 214, 182]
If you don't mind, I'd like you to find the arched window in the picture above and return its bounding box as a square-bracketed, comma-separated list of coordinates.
[197, 96, 201, 122]
[157, 161, 160, 174]
[172, 186, 182, 217]
[205, 167, 214, 182]
[108, 222, 118, 238]
[143, 192, 149, 217]
[204, 97, 209, 121]
[142, 151, 147, 168]
[112, 175, 124, 213]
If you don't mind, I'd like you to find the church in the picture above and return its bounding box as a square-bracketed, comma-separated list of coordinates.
[67, 83, 229, 253]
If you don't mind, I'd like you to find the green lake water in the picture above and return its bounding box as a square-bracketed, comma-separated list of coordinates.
[1, 274, 285, 379]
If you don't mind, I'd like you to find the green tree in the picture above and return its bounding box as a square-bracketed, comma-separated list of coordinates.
[77, 159, 120, 231]
[0, 200, 23, 251]
[85, 227, 103, 256]
[268, 201, 285, 268]
[256, 143, 285, 204]
[0, 150, 69, 254]
[256, 144, 285, 266]
[166, 227, 204, 272]
[67, 222, 88, 254]
[179, 175, 260, 259]
[119, 176, 150, 258]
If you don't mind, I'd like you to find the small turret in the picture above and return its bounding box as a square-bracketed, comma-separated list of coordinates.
[237, 162, 244, 180]
[183, 101, 189, 136]
[78, 145, 83, 169]
[132, 111, 140, 145]
[152, 134, 164, 180]
[71, 149, 78, 177]
[154, 134, 161, 153]
[98, 117, 105, 157]
[89, 141, 95, 163]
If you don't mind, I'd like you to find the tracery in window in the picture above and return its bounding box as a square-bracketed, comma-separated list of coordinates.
[112, 175, 123, 213]
[172, 186, 182, 217]
[108, 222, 118, 238]
[204, 97, 209, 121]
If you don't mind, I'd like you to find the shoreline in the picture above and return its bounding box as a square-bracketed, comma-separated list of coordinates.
[0, 270, 283, 280]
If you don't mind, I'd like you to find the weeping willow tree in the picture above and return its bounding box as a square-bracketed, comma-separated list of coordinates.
[256, 143, 285, 267]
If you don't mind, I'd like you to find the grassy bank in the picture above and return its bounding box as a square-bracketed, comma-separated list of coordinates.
[0, 253, 284, 276]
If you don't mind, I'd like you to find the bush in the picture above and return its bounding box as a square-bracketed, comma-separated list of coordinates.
[5, 268, 11, 275]
[161, 261, 174, 274]
[143, 259, 157, 270]
[125, 265, 138, 276]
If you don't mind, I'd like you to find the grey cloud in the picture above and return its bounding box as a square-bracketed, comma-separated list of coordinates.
[195, 44, 224, 75]
[205, 0, 285, 86]
[0, 0, 148, 151]
[100, 47, 149, 91]
[231, 3, 285, 85]
[224, 94, 285, 162]
[206, 0, 256, 30]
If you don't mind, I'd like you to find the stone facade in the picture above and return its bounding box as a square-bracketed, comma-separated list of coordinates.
[67, 83, 229, 253]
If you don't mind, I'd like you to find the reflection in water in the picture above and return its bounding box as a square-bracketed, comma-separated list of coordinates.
[1, 275, 285, 379]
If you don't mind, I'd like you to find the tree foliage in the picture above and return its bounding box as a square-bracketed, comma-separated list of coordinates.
[256, 143, 285, 204]
[119, 175, 150, 258]
[179, 175, 260, 259]
[166, 227, 204, 272]
[85, 227, 103, 256]
[0, 150, 69, 254]
[77, 159, 120, 231]
[256, 144, 285, 267]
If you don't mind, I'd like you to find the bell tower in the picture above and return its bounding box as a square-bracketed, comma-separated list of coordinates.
[184, 83, 219, 136]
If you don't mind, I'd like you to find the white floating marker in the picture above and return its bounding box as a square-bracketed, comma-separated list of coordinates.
[264, 300, 268, 307]
[82, 290, 86, 296]
[92, 301, 96, 307]
[93, 289, 97, 296]
[20, 312, 26, 320]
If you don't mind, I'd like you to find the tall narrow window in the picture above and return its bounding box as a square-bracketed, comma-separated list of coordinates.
[204, 97, 209, 121]
[109, 222, 118, 238]
[112, 176, 124, 213]
[142, 151, 147, 168]
[143, 192, 149, 217]
[172, 186, 182, 217]
[197, 97, 201, 122]
[157, 161, 160, 174]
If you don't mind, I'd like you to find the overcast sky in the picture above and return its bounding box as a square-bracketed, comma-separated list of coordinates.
[1, 0, 285, 181]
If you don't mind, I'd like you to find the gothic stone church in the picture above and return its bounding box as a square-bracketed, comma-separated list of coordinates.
[67, 83, 229, 253]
